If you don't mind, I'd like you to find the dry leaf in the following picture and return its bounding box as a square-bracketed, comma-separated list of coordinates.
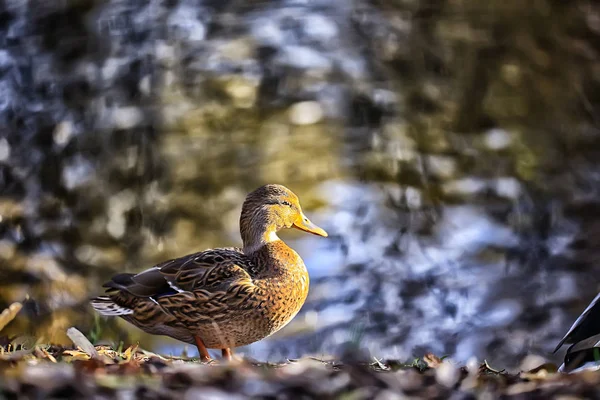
[0, 348, 32, 361]
[66, 327, 98, 359]
[140, 349, 169, 361]
[483, 360, 504, 374]
[520, 370, 550, 381]
[0, 302, 22, 332]
[520, 363, 558, 381]
[62, 349, 92, 361]
[41, 347, 57, 363]
[123, 345, 138, 362]
[424, 353, 443, 368]
[34, 346, 57, 363]
[97, 347, 119, 360]
[372, 357, 389, 370]
[526, 362, 558, 374]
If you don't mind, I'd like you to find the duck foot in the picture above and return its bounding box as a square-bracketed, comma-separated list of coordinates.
[194, 336, 213, 362]
[221, 348, 233, 361]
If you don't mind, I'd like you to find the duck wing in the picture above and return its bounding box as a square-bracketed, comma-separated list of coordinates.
[92, 247, 258, 340]
[102, 247, 261, 325]
[101, 247, 253, 296]
[155, 248, 261, 324]
[158, 247, 256, 292]
[555, 292, 600, 353]
[558, 332, 600, 373]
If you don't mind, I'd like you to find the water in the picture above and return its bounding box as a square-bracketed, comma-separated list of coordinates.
[1, 0, 599, 368]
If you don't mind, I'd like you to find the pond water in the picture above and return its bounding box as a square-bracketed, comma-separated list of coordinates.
[1, 0, 600, 369]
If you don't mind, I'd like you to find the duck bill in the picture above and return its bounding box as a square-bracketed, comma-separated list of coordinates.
[293, 214, 328, 237]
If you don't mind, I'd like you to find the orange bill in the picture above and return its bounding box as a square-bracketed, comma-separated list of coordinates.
[293, 213, 328, 237]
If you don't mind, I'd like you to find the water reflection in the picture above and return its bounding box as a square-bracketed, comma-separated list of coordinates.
[1, 0, 599, 369]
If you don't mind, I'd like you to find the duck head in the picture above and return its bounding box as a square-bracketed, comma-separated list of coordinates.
[240, 184, 327, 253]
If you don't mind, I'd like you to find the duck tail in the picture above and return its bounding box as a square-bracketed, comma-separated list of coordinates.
[90, 296, 133, 316]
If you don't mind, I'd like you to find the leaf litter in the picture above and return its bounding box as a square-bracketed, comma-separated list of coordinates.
[0, 325, 599, 398]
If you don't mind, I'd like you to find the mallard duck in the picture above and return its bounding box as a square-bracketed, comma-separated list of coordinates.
[554, 292, 600, 372]
[91, 184, 328, 361]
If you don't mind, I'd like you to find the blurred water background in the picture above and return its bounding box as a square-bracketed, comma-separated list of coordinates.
[2, 0, 600, 368]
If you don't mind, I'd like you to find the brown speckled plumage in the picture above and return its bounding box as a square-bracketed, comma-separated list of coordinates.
[91, 184, 327, 361]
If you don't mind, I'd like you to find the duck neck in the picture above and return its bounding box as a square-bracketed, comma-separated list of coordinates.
[242, 227, 282, 255]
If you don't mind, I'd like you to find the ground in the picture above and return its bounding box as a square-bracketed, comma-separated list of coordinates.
[0, 342, 598, 399]
[1, 306, 597, 399]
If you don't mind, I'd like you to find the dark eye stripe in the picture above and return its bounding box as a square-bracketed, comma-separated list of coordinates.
[264, 200, 293, 207]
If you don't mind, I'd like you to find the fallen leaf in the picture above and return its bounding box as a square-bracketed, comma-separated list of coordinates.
[0, 348, 32, 361]
[521, 369, 550, 380]
[39, 346, 57, 363]
[66, 327, 98, 359]
[122, 345, 138, 362]
[526, 362, 558, 375]
[140, 349, 169, 361]
[372, 357, 389, 370]
[62, 349, 91, 361]
[424, 353, 443, 368]
[97, 347, 119, 360]
[482, 360, 505, 374]
[0, 303, 22, 332]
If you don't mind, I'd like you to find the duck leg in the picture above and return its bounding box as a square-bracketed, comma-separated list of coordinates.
[194, 336, 213, 362]
[221, 348, 233, 361]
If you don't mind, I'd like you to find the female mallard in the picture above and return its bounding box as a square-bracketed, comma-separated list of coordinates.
[91, 184, 327, 361]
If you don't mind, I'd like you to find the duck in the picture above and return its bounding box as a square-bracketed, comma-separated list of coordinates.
[91, 184, 328, 362]
[554, 292, 600, 372]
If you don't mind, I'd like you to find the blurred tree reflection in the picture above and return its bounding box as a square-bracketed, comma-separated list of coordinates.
[2, 0, 600, 366]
